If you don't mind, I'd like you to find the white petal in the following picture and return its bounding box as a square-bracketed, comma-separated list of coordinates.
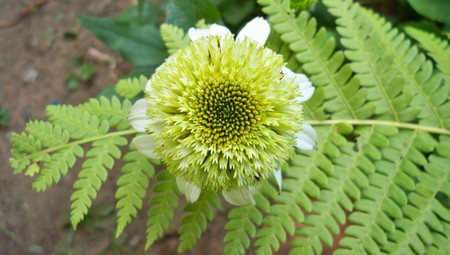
[188, 28, 211, 41]
[295, 123, 317, 150]
[210, 24, 231, 37]
[128, 99, 151, 132]
[132, 135, 157, 158]
[176, 178, 201, 203]
[222, 185, 260, 206]
[274, 168, 282, 192]
[236, 17, 270, 46]
[282, 66, 315, 102]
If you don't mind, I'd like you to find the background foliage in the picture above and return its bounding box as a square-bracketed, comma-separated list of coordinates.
[9, 0, 450, 254]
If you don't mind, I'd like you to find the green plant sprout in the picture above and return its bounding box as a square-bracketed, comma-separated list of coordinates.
[9, 0, 450, 254]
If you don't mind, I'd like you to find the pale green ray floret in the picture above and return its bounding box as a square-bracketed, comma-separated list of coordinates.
[128, 17, 317, 206]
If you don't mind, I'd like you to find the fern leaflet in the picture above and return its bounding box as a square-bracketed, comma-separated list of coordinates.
[115, 150, 155, 237]
[81, 96, 132, 131]
[115, 75, 147, 100]
[70, 135, 128, 228]
[146, 170, 179, 249]
[160, 23, 190, 55]
[178, 191, 221, 253]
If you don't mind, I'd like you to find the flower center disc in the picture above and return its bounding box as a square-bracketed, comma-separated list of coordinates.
[190, 77, 263, 148]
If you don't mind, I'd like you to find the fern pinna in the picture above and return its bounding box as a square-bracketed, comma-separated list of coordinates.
[9, 0, 450, 254]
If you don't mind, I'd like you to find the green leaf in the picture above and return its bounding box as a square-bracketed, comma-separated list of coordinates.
[81, 96, 132, 131]
[115, 150, 155, 238]
[115, 76, 147, 100]
[115, 3, 162, 26]
[407, 0, 450, 25]
[146, 170, 179, 249]
[160, 23, 190, 55]
[70, 135, 128, 229]
[165, 0, 220, 31]
[178, 191, 221, 252]
[77, 16, 168, 68]
[224, 205, 262, 255]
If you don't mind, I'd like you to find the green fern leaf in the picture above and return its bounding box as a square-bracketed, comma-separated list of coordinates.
[324, 0, 450, 128]
[20, 121, 83, 191]
[81, 96, 132, 130]
[160, 23, 190, 55]
[32, 145, 84, 192]
[384, 136, 450, 254]
[115, 150, 155, 238]
[115, 75, 147, 99]
[359, 6, 450, 129]
[146, 170, 179, 249]
[9, 133, 43, 174]
[290, 125, 396, 255]
[336, 130, 437, 254]
[323, 0, 418, 122]
[224, 202, 263, 255]
[403, 25, 450, 80]
[258, 0, 373, 119]
[178, 191, 221, 253]
[46, 105, 110, 139]
[70, 136, 127, 228]
[255, 126, 346, 255]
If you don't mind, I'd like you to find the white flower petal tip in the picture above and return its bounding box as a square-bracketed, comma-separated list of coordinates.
[210, 24, 232, 37]
[128, 99, 151, 132]
[295, 123, 318, 151]
[222, 185, 261, 206]
[274, 168, 282, 192]
[282, 67, 315, 102]
[188, 28, 211, 41]
[176, 178, 201, 203]
[132, 135, 157, 158]
[236, 17, 270, 46]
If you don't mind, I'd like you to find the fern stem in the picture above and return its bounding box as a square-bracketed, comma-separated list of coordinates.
[22, 129, 139, 160]
[307, 120, 450, 135]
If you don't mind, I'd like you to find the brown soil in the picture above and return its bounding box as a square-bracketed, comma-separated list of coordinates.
[0, 1, 226, 254]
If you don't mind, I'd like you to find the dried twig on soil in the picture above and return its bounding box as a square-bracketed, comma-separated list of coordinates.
[0, 0, 50, 28]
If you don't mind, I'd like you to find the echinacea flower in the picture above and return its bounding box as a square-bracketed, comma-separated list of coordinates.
[128, 17, 317, 206]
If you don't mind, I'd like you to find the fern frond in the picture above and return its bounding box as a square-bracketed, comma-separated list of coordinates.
[20, 121, 82, 191]
[146, 170, 179, 249]
[70, 136, 127, 228]
[323, 0, 417, 122]
[255, 126, 346, 255]
[403, 26, 450, 79]
[160, 23, 190, 55]
[32, 145, 84, 192]
[258, 0, 372, 120]
[357, 6, 450, 129]
[115, 75, 147, 99]
[178, 191, 221, 253]
[337, 130, 437, 254]
[46, 105, 110, 139]
[290, 125, 396, 254]
[81, 96, 132, 131]
[115, 150, 155, 238]
[10, 133, 43, 174]
[224, 198, 264, 255]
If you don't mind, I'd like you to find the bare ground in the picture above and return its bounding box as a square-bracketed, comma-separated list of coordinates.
[0, 1, 227, 254]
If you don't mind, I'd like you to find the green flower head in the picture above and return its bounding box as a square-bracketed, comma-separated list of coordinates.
[129, 18, 317, 206]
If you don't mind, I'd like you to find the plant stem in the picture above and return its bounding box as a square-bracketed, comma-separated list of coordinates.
[307, 120, 450, 135]
[23, 129, 139, 160]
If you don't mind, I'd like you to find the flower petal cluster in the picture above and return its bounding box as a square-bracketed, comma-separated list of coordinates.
[128, 17, 317, 206]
